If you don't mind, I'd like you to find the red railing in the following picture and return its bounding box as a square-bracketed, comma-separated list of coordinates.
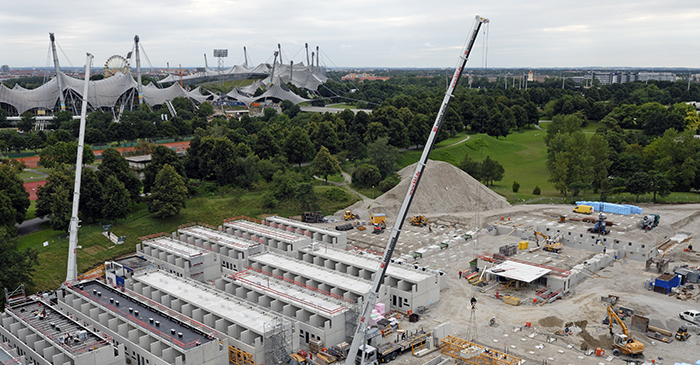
[230, 271, 346, 315]
[138, 232, 169, 241]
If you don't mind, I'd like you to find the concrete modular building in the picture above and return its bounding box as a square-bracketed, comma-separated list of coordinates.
[296, 246, 443, 312]
[104, 255, 153, 288]
[177, 225, 263, 272]
[248, 252, 384, 305]
[216, 268, 356, 348]
[58, 280, 228, 365]
[0, 298, 123, 365]
[265, 216, 347, 247]
[223, 218, 310, 254]
[129, 270, 290, 365]
[138, 236, 220, 282]
[532, 225, 654, 261]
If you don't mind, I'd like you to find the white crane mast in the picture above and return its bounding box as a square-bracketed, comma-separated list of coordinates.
[344, 15, 489, 365]
[65, 53, 94, 283]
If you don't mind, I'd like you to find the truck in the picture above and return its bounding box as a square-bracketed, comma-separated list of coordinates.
[640, 214, 659, 231]
[588, 213, 610, 235]
[356, 331, 429, 364]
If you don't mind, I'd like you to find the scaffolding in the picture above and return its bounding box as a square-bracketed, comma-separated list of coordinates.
[4, 284, 27, 308]
[264, 316, 293, 365]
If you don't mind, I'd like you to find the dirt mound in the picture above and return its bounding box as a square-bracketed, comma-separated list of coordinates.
[539, 316, 564, 328]
[342, 160, 510, 219]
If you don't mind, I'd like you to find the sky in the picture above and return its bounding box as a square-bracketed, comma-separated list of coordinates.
[1, 0, 699, 70]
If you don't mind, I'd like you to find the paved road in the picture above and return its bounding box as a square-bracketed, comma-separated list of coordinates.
[16, 216, 50, 236]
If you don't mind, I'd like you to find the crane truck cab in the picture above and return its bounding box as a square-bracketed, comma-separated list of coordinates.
[356, 344, 378, 365]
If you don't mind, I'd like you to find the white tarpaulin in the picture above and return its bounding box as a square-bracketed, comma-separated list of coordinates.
[485, 261, 551, 283]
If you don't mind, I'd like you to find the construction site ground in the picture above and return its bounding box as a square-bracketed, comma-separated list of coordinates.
[324, 192, 700, 364]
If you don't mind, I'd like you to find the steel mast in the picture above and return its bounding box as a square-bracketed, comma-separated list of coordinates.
[65, 53, 94, 283]
[134, 35, 143, 104]
[49, 33, 66, 111]
[344, 15, 489, 365]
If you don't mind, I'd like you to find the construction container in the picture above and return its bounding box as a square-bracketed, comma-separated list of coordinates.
[654, 273, 681, 294]
[518, 241, 529, 250]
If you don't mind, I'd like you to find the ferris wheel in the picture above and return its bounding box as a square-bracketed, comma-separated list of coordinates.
[104, 55, 130, 77]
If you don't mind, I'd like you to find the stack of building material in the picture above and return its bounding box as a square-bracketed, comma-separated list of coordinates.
[375, 302, 386, 316]
[499, 244, 517, 257]
[309, 338, 324, 354]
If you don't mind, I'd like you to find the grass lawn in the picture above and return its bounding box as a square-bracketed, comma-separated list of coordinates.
[398, 127, 556, 199]
[24, 201, 37, 220]
[19, 170, 45, 181]
[16, 186, 359, 293]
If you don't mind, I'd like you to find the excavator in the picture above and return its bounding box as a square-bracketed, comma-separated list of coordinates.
[410, 215, 428, 227]
[533, 231, 563, 253]
[607, 305, 645, 357]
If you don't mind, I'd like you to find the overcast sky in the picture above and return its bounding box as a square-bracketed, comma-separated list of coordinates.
[1, 0, 699, 70]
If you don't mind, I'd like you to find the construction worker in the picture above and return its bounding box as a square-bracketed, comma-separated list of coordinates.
[459, 270, 462, 279]
[470, 297, 477, 309]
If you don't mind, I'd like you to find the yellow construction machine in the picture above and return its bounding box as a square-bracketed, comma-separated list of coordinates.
[534, 231, 563, 253]
[607, 305, 645, 357]
[410, 215, 428, 227]
[344, 210, 357, 220]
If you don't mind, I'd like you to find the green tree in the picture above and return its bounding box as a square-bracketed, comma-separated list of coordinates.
[367, 137, 398, 178]
[17, 112, 35, 133]
[101, 175, 131, 221]
[148, 164, 188, 218]
[312, 146, 341, 183]
[0, 109, 8, 128]
[79, 168, 103, 223]
[626, 171, 651, 200]
[0, 164, 30, 226]
[588, 134, 611, 192]
[98, 148, 142, 203]
[648, 170, 671, 202]
[294, 182, 317, 210]
[458, 153, 481, 180]
[39, 141, 95, 169]
[352, 164, 382, 188]
[511, 105, 528, 130]
[480, 156, 505, 186]
[284, 126, 315, 168]
[35, 165, 73, 231]
[0, 227, 39, 308]
[196, 102, 214, 118]
[512, 181, 520, 193]
[0, 192, 18, 237]
[48, 186, 72, 232]
[143, 145, 185, 194]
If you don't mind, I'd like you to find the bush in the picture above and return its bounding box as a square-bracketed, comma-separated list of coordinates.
[261, 191, 278, 208]
[512, 181, 520, 193]
[323, 187, 349, 202]
[378, 173, 400, 192]
[533, 186, 541, 195]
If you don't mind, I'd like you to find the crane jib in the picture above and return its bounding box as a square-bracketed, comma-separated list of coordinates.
[346, 15, 488, 365]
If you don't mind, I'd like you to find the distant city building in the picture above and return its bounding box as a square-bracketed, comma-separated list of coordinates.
[580, 71, 678, 85]
[341, 73, 390, 82]
[0, 65, 9, 73]
[527, 70, 534, 82]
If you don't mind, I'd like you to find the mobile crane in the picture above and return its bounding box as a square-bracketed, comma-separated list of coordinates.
[607, 305, 644, 357]
[345, 15, 489, 365]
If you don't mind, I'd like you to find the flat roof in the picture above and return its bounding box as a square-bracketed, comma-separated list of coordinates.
[9, 299, 110, 355]
[179, 226, 260, 250]
[266, 216, 343, 237]
[134, 271, 276, 334]
[250, 253, 372, 295]
[485, 261, 551, 283]
[113, 255, 152, 271]
[299, 246, 432, 283]
[225, 220, 307, 243]
[229, 271, 348, 316]
[77, 281, 213, 349]
[145, 237, 206, 258]
[0, 343, 17, 364]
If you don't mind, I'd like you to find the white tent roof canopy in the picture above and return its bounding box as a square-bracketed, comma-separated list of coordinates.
[485, 261, 551, 283]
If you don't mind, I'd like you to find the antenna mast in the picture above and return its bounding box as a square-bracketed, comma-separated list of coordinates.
[65, 53, 94, 283]
[134, 35, 143, 104]
[49, 33, 66, 111]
